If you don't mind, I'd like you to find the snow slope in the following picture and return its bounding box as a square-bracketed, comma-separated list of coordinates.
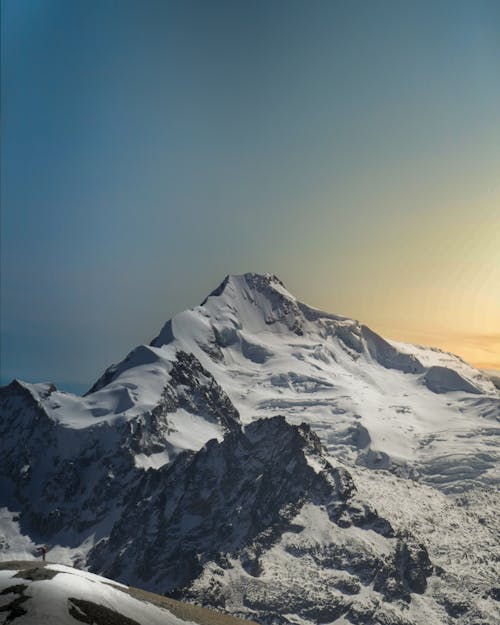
[0, 560, 258, 625]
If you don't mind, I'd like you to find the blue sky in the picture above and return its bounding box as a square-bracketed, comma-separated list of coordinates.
[2, 0, 499, 393]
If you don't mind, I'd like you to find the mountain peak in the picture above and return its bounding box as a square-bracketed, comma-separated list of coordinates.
[201, 272, 291, 305]
[149, 272, 302, 348]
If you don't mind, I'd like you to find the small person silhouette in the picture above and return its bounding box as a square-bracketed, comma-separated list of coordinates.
[38, 546, 47, 561]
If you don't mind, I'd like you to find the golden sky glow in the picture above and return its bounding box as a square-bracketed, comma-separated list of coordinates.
[370, 195, 499, 370]
[297, 191, 500, 372]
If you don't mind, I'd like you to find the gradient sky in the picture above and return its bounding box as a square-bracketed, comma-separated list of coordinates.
[1, 0, 499, 394]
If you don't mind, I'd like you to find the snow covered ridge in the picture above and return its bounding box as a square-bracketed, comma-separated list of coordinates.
[0, 560, 259, 625]
[0, 272, 499, 625]
[29, 270, 498, 490]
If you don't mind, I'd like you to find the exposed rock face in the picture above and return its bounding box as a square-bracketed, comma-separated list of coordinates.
[88, 416, 433, 625]
[396, 538, 433, 594]
[0, 350, 239, 544]
[361, 325, 424, 374]
[89, 417, 357, 588]
[0, 381, 131, 539]
[423, 365, 481, 394]
[166, 351, 240, 429]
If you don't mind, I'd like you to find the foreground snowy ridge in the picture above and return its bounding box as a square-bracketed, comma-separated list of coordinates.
[0, 560, 258, 624]
[1, 273, 499, 625]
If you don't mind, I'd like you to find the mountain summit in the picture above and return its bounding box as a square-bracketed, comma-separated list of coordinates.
[7, 272, 494, 480]
[1, 273, 498, 625]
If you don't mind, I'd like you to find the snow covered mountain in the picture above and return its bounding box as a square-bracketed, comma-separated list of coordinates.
[1, 273, 499, 624]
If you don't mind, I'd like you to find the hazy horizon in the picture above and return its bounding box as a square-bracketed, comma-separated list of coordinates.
[1, 0, 499, 393]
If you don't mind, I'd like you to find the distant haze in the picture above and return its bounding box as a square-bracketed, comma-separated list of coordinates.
[1, 0, 499, 394]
